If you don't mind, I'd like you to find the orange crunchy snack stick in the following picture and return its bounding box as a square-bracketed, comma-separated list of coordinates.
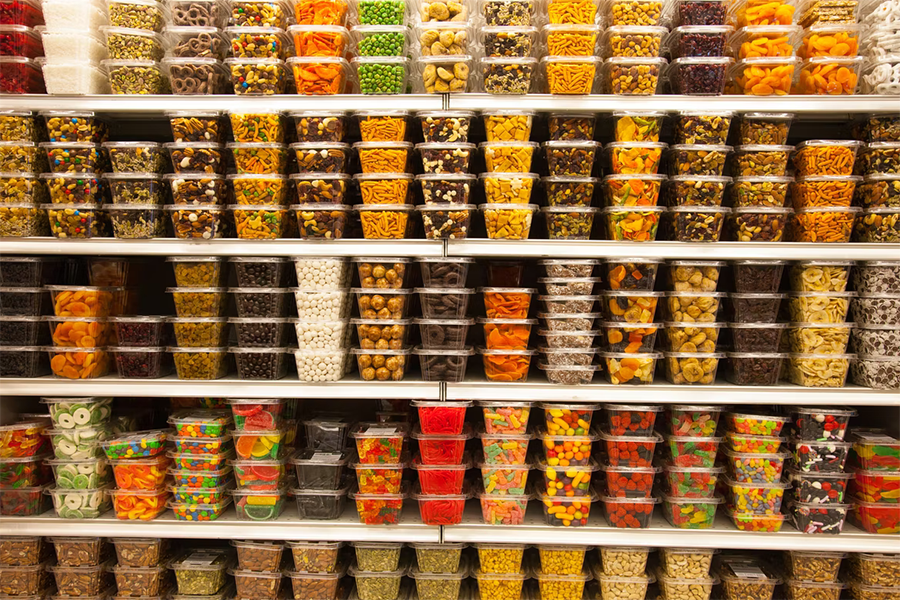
[294, 0, 349, 24]
[49, 348, 110, 379]
[359, 178, 410, 204]
[794, 144, 858, 175]
[358, 147, 409, 173]
[545, 61, 596, 94]
[484, 321, 533, 349]
[359, 207, 409, 238]
[52, 289, 115, 318]
[793, 208, 857, 242]
[797, 60, 858, 94]
[739, 32, 796, 58]
[484, 291, 532, 319]
[548, 0, 598, 24]
[290, 60, 345, 94]
[734, 0, 796, 26]
[292, 28, 348, 56]
[791, 177, 858, 209]
[732, 61, 795, 95]
[359, 116, 407, 142]
[799, 29, 858, 57]
[547, 29, 599, 55]
[483, 351, 532, 381]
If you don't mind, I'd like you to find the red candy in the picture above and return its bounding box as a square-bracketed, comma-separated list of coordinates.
[415, 491, 468, 525]
[601, 432, 660, 468]
[600, 496, 657, 528]
[850, 469, 900, 503]
[412, 426, 470, 465]
[605, 404, 661, 437]
[602, 464, 657, 498]
[0, 422, 48, 459]
[411, 458, 469, 495]
[413, 401, 470, 435]
[851, 500, 900, 534]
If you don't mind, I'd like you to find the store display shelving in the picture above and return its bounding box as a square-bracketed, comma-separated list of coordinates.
[443, 506, 899, 552]
[2, 507, 438, 543]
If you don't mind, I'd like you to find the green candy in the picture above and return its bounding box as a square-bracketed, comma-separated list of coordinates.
[48, 426, 110, 459]
[43, 397, 112, 429]
[49, 458, 111, 490]
[50, 488, 109, 519]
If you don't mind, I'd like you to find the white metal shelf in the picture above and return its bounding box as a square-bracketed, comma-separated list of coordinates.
[0, 94, 443, 113]
[1, 94, 896, 115]
[449, 94, 900, 114]
[444, 505, 900, 552]
[447, 240, 900, 261]
[0, 376, 441, 399]
[2, 506, 439, 543]
[446, 377, 900, 406]
[0, 238, 443, 257]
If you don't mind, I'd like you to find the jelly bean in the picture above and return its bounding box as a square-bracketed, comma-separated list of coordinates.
[725, 432, 784, 454]
[723, 449, 786, 483]
[725, 412, 789, 436]
[667, 405, 721, 437]
[726, 477, 788, 514]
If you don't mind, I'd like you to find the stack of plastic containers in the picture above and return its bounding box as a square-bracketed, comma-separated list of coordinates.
[101, 0, 170, 94]
[288, 109, 351, 240]
[0, 412, 50, 518]
[223, 0, 290, 95]
[859, 0, 900, 95]
[165, 257, 229, 379]
[599, 404, 660, 529]
[103, 136, 167, 241]
[109, 537, 172, 598]
[415, 110, 476, 240]
[39, 110, 111, 241]
[349, 421, 409, 524]
[722, 259, 785, 386]
[541, 115, 600, 240]
[601, 258, 662, 385]
[655, 547, 718, 600]
[351, 0, 408, 94]
[590, 546, 654, 600]
[0, 537, 51, 598]
[0, 0, 44, 94]
[291, 416, 352, 519]
[848, 430, 900, 534]
[409, 542, 470, 600]
[472, 542, 528, 599]
[350, 257, 411, 381]
[43, 398, 112, 520]
[353, 111, 414, 240]
[479, 259, 537, 382]
[543, 0, 602, 94]
[784, 259, 856, 387]
[725, 0, 800, 96]
[161, 0, 229, 97]
[228, 540, 286, 599]
[0, 113, 49, 239]
[45, 537, 112, 597]
[230, 257, 292, 379]
[415, 257, 476, 381]
[665, 111, 733, 243]
[479, 0, 537, 94]
[479, 111, 538, 241]
[666, 0, 733, 95]
[720, 411, 789, 531]
[850, 553, 900, 599]
[166, 409, 234, 522]
[786, 408, 854, 534]
[850, 260, 900, 388]
[794, 0, 863, 95]
[288, 0, 349, 95]
[228, 399, 288, 521]
[350, 541, 410, 600]
[783, 549, 847, 600]
[472, 400, 528, 528]
[790, 140, 860, 242]
[37, 0, 109, 94]
[532, 547, 592, 598]
[853, 118, 900, 244]
[103, 429, 171, 521]
[285, 539, 348, 599]
[535, 260, 600, 385]
[170, 547, 233, 598]
[410, 400, 472, 525]
[537, 403, 598, 527]
[413, 0, 472, 94]
[46, 283, 122, 379]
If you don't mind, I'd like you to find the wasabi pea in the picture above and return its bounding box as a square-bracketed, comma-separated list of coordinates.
[42, 397, 112, 429]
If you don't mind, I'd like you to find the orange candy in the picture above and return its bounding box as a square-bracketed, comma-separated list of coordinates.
[49, 348, 110, 379]
[112, 489, 169, 521]
[733, 62, 795, 95]
[797, 61, 858, 95]
[484, 291, 532, 319]
[294, 0, 348, 25]
[484, 321, 533, 350]
[52, 289, 115, 318]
